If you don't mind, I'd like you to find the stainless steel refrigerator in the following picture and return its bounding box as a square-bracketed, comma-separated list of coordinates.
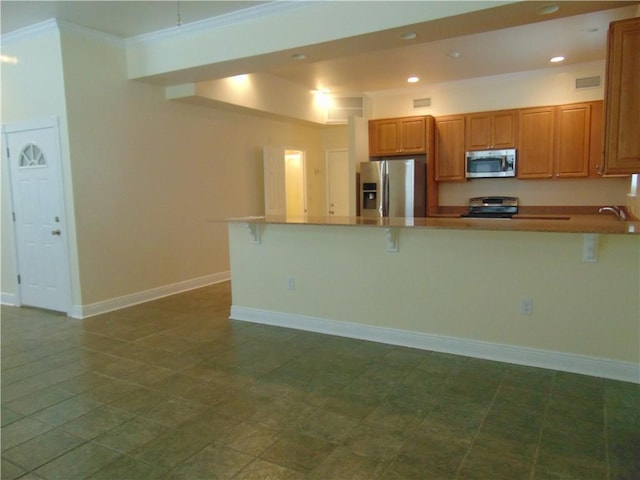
[360, 158, 426, 217]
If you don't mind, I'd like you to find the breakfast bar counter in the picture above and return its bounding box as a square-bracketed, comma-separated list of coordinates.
[227, 214, 639, 383]
[229, 212, 640, 235]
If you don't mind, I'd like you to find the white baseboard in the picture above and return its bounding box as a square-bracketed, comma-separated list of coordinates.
[1, 292, 19, 307]
[70, 271, 230, 319]
[230, 305, 640, 384]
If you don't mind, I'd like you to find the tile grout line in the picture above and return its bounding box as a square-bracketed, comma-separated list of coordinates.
[528, 370, 556, 480]
[451, 363, 507, 480]
[603, 395, 611, 480]
[325, 348, 422, 480]
[373, 354, 452, 479]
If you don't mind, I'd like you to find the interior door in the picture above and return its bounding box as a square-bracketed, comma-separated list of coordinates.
[284, 150, 307, 216]
[263, 146, 286, 215]
[5, 120, 70, 313]
[326, 149, 349, 216]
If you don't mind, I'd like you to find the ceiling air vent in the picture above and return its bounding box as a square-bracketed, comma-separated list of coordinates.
[325, 96, 363, 124]
[575, 76, 601, 90]
[413, 97, 431, 108]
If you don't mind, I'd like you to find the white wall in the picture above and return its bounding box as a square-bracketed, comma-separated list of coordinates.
[229, 222, 640, 379]
[437, 177, 630, 207]
[1, 24, 82, 306]
[368, 61, 607, 118]
[1, 24, 345, 310]
[60, 28, 340, 306]
[167, 73, 328, 124]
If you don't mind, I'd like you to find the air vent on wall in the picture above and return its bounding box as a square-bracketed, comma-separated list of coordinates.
[325, 96, 363, 124]
[413, 97, 431, 108]
[575, 76, 601, 89]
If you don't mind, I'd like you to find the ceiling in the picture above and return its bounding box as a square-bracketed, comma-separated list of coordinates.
[0, 1, 268, 38]
[1, 1, 639, 95]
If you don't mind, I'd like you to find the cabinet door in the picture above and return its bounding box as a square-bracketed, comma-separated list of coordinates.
[399, 117, 426, 153]
[602, 17, 640, 174]
[555, 103, 591, 178]
[492, 110, 517, 149]
[369, 119, 400, 156]
[517, 107, 554, 179]
[466, 113, 491, 150]
[435, 115, 466, 181]
[466, 111, 517, 150]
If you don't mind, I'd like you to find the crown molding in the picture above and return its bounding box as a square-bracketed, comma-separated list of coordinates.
[56, 20, 125, 48]
[0, 18, 58, 45]
[0, 18, 124, 48]
[125, 1, 309, 47]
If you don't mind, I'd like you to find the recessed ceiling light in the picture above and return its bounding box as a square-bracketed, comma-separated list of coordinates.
[400, 32, 417, 41]
[539, 4, 559, 15]
[0, 54, 18, 64]
[291, 53, 306, 60]
[550, 56, 565, 63]
[447, 51, 461, 59]
[407, 76, 419, 83]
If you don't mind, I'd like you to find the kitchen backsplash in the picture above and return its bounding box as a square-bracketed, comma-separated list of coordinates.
[439, 176, 631, 207]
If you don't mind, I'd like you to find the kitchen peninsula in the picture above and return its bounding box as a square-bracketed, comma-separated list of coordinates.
[227, 214, 640, 384]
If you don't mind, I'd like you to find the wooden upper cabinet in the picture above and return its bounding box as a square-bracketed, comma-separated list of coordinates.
[370, 120, 400, 156]
[602, 17, 640, 174]
[435, 115, 466, 181]
[555, 103, 591, 178]
[400, 117, 427, 152]
[517, 107, 555, 179]
[518, 101, 602, 179]
[369, 116, 426, 156]
[466, 110, 517, 150]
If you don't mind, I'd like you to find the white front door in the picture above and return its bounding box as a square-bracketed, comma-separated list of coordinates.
[326, 149, 350, 216]
[5, 120, 70, 313]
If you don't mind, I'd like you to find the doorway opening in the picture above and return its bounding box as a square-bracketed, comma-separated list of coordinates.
[284, 150, 307, 216]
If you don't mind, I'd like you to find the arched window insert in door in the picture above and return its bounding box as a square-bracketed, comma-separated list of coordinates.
[18, 143, 46, 167]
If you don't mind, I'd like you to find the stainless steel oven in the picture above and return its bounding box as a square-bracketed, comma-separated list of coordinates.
[466, 149, 516, 178]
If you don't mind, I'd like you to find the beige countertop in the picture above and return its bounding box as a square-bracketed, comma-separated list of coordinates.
[229, 213, 640, 235]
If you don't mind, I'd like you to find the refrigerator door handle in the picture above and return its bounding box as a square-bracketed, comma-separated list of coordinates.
[382, 170, 390, 217]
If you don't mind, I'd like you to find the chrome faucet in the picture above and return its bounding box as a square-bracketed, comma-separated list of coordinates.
[598, 206, 627, 221]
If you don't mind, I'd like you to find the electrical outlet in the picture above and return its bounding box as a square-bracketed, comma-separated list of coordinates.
[520, 298, 533, 315]
[582, 233, 599, 263]
[286, 276, 295, 291]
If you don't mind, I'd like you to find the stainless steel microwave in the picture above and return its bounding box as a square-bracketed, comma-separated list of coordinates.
[465, 149, 516, 178]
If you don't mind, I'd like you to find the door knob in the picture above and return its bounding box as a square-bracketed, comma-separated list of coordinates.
[51, 229, 61, 236]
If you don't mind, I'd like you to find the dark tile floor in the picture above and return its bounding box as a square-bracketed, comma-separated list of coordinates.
[1, 282, 638, 479]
